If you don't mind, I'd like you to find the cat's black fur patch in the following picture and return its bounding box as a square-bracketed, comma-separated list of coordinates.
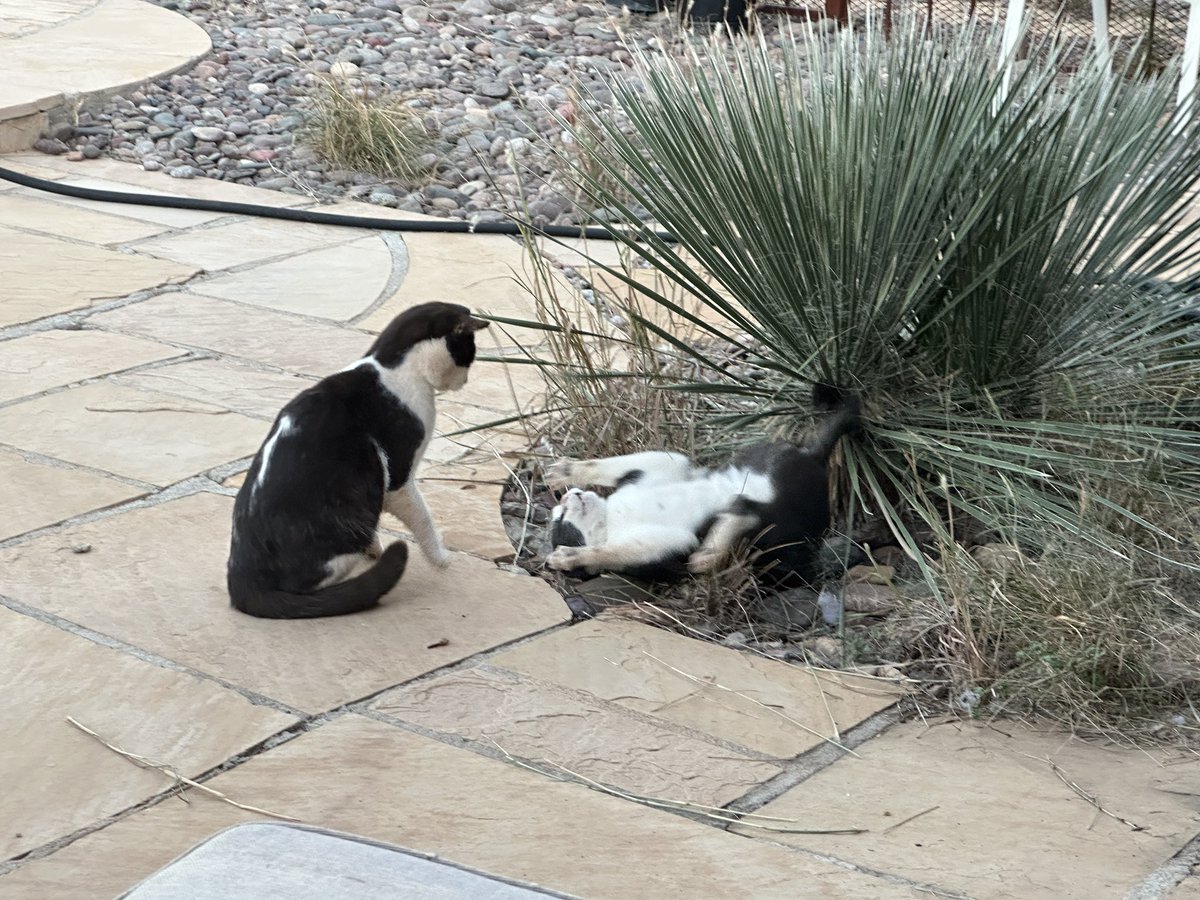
[227, 302, 486, 619]
[548, 519, 586, 550]
[615, 469, 644, 488]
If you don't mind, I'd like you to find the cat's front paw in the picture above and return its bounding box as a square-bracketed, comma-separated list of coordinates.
[546, 545, 591, 573]
[688, 547, 721, 574]
[543, 459, 579, 489]
[423, 542, 452, 568]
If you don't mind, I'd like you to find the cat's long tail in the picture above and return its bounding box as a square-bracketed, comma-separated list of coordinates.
[808, 383, 862, 461]
[230, 542, 409, 619]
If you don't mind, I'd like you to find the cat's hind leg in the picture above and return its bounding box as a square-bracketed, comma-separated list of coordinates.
[545, 451, 695, 490]
[385, 481, 451, 568]
[688, 506, 763, 574]
[546, 524, 699, 576]
[319, 551, 378, 587]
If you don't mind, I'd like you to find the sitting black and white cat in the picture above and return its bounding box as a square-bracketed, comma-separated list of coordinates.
[545, 390, 860, 586]
[227, 302, 489, 619]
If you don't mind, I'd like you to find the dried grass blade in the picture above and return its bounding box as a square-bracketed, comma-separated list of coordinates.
[641, 652, 861, 757]
[66, 716, 299, 823]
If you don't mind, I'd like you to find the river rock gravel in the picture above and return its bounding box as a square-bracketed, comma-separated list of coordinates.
[49, 0, 742, 226]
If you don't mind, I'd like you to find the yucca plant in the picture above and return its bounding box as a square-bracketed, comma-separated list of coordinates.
[517, 17, 1200, 581]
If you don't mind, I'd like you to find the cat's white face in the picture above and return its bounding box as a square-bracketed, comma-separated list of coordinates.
[439, 356, 471, 392]
[550, 488, 608, 547]
[406, 339, 472, 393]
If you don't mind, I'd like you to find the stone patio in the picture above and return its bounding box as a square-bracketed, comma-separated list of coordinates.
[2, 5, 1200, 897]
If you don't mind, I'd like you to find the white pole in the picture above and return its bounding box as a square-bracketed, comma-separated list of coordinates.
[1179, 0, 1200, 115]
[999, 0, 1026, 100]
[1091, 0, 1111, 71]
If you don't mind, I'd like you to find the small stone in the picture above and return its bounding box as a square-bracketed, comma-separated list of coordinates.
[71, 543, 92, 554]
[190, 125, 226, 142]
[143, 159, 164, 172]
[846, 564, 896, 585]
[247, 82, 271, 95]
[529, 196, 572, 221]
[81, 144, 102, 159]
[168, 165, 202, 179]
[329, 60, 360, 78]
[971, 542, 1028, 576]
[800, 635, 843, 668]
[247, 148, 277, 162]
[841, 582, 897, 615]
[65, 150, 84, 162]
[477, 80, 510, 99]
[33, 137, 69, 155]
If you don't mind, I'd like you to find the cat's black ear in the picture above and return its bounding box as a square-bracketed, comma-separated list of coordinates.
[457, 316, 490, 333]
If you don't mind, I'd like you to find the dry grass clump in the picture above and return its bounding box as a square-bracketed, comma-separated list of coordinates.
[899, 523, 1200, 741]
[300, 75, 433, 180]
[520, 250, 755, 462]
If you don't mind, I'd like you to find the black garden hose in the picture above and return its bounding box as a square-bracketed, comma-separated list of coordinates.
[3, 161, 1198, 323]
[0, 163, 675, 243]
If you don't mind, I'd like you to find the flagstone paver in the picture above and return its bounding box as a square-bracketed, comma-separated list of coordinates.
[0, 228, 197, 327]
[490, 617, 905, 759]
[113, 357, 317, 422]
[0, 191, 172, 245]
[421, 397, 531, 465]
[9, 175, 224, 227]
[733, 721, 1200, 899]
[1, 607, 295, 861]
[89, 292, 374, 376]
[0, 329, 183, 404]
[0, 0, 209, 121]
[0, 492, 566, 713]
[0, 715, 918, 900]
[196, 237, 399, 321]
[0, 0, 98, 39]
[129, 218, 364, 272]
[359, 231, 565, 350]
[1173, 876, 1200, 898]
[0, 381, 266, 486]
[452, 356, 548, 414]
[0, 448, 145, 541]
[372, 666, 783, 806]
[0, 156, 71, 182]
[409, 462, 515, 560]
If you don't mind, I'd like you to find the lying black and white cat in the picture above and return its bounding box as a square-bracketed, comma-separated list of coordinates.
[227, 302, 489, 619]
[545, 390, 860, 586]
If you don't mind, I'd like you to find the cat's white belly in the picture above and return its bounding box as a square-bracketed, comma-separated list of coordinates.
[607, 466, 772, 536]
